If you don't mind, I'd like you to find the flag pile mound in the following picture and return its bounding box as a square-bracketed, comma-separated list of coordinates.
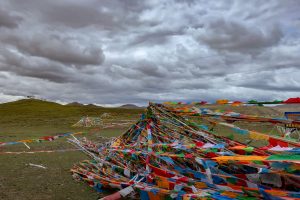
[70, 103, 300, 200]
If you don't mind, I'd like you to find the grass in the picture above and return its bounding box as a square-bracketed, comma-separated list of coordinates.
[0, 151, 98, 200]
[0, 99, 143, 200]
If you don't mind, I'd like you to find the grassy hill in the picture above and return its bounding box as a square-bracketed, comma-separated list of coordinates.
[0, 99, 143, 120]
[0, 99, 143, 137]
[0, 99, 144, 200]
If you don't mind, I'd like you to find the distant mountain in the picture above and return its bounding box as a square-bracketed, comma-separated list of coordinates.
[66, 102, 84, 106]
[86, 103, 103, 108]
[119, 104, 141, 109]
[66, 102, 103, 108]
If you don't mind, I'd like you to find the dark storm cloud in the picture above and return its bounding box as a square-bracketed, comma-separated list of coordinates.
[9, 0, 147, 30]
[128, 29, 186, 47]
[195, 19, 283, 53]
[0, 49, 74, 83]
[233, 67, 300, 92]
[137, 64, 164, 77]
[0, 0, 299, 105]
[0, 8, 22, 28]
[2, 33, 105, 65]
[241, 83, 300, 92]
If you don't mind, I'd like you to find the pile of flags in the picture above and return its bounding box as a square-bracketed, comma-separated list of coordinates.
[70, 103, 300, 200]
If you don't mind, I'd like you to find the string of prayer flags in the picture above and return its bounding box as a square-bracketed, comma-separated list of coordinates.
[0, 132, 82, 147]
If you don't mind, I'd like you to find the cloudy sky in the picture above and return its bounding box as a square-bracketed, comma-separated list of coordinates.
[0, 0, 299, 106]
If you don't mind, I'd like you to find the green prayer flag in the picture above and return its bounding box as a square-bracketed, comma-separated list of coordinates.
[267, 154, 300, 161]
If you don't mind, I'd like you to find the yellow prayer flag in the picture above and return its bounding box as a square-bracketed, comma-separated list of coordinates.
[214, 155, 267, 162]
[249, 131, 270, 140]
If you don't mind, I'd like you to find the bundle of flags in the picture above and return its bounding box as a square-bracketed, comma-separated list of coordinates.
[70, 103, 300, 200]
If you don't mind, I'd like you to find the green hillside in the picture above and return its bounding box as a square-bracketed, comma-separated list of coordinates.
[0, 98, 143, 122]
[0, 99, 144, 200]
[0, 99, 143, 138]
